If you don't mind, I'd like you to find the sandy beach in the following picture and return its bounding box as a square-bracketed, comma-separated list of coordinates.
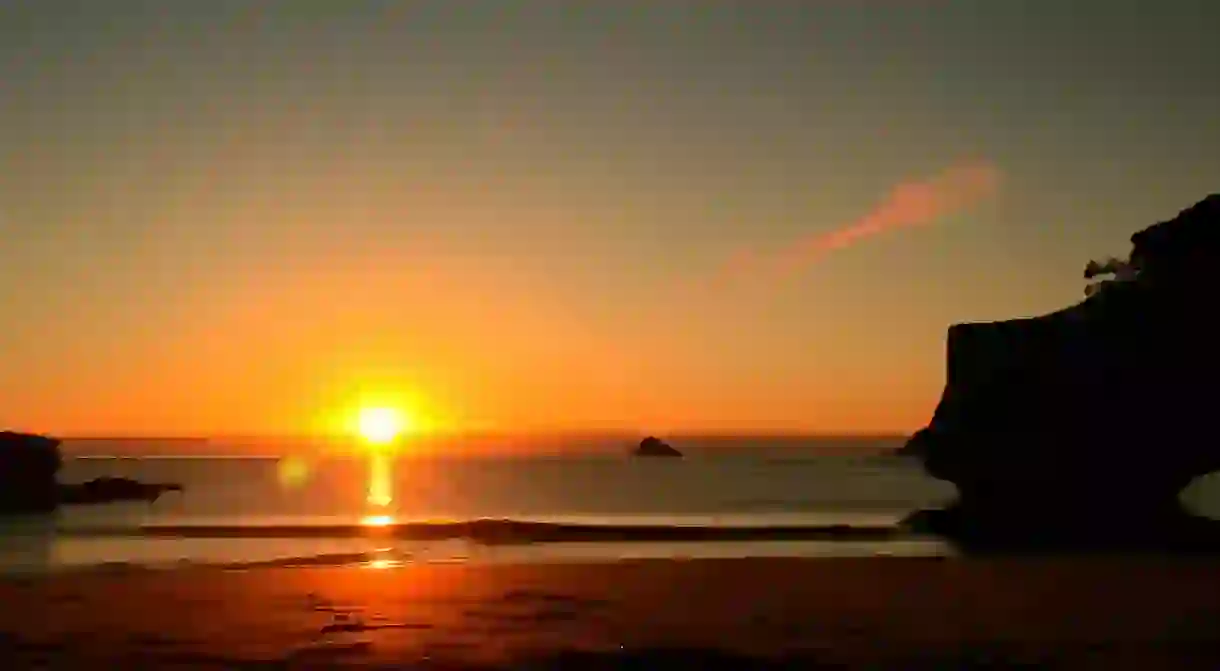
[2, 557, 1220, 669]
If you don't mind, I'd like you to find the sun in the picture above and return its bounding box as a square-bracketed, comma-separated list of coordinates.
[357, 407, 407, 445]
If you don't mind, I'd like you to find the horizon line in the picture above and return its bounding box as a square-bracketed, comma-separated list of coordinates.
[55, 430, 912, 442]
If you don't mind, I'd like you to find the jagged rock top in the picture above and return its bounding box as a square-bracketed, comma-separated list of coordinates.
[1084, 194, 1220, 298]
[1131, 193, 1220, 266]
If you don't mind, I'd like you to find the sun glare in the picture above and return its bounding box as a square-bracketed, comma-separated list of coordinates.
[361, 514, 394, 527]
[358, 407, 406, 445]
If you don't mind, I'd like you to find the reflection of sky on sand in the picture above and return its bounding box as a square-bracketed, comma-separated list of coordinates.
[0, 516, 58, 574]
[364, 548, 403, 570]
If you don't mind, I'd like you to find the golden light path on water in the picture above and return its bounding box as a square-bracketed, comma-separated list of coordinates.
[361, 450, 402, 569]
[278, 405, 412, 569]
[366, 451, 394, 508]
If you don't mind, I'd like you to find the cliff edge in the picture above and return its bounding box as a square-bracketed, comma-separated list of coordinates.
[0, 431, 62, 514]
[0, 431, 185, 514]
[902, 194, 1220, 552]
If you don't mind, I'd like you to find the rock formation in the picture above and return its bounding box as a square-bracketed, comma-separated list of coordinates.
[0, 431, 63, 514]
[0, 430, 185, 514]
[59, 477, 184, 505]
[901, 194, 1220, 553]
[634, 436, 682, 457]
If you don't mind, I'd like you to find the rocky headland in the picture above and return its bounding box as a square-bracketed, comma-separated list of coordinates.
[901, 194, 1220, 553]
[0, 431, 183, 514]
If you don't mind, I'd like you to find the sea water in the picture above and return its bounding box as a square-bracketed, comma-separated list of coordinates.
[5, 438, 1220, 572]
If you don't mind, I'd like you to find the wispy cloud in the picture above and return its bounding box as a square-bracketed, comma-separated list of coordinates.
[722, 161, 1001, 285]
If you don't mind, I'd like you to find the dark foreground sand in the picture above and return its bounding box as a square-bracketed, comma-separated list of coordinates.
[3, 557, 1220, 669]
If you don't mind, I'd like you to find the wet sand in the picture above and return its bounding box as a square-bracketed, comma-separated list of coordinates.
[2, 557, 1220, 668]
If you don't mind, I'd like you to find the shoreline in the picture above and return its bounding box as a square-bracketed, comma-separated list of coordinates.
[3, 557, 1220, 668]
[5, 535, 952, 576]
[53, 518, 910, 542]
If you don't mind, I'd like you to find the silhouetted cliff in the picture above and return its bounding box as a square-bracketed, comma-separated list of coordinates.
[0, 431, 62, 514]
[0, 431, 185, 514]
[902, 194, 1220, 552]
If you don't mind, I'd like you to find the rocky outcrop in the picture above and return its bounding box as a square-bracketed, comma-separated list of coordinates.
[634, 436, 682, 457]
[0, 431, 185, 513]
[58, 477, 183, 505]
[902, 194, 1220, 553]
[0, 431, 62, 514]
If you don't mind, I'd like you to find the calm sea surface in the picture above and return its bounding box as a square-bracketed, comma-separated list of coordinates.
[5, 437, 1220, 572]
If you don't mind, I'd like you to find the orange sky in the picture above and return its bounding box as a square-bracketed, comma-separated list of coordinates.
[3, 3, 1218, 439]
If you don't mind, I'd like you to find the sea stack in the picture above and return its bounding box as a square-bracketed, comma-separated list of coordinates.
[634, 436, 682, 457]
[902, 194, 1220, 553]
[0, 431, 63, 514]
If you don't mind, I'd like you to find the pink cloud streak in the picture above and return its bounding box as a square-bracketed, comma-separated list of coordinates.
[723, 161, 1002, 285]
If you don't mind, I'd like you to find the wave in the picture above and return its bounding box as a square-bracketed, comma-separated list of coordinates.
[60, 518, 906, 544]
[719, 498, 919, 513]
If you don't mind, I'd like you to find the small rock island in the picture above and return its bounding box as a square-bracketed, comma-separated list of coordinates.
[634, 435, 682, 457]
[901, 194, 1220, 553]
[0, 430, 184, 515]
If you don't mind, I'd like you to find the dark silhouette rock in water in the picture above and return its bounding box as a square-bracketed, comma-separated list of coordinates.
[58, 477, 184, 505]
[901, 194, 1220, 553]
[634, 436, 682, 457]
[0, 431, 62, 514]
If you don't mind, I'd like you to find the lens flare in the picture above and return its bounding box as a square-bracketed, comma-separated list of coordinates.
[276, 456, 311, 489]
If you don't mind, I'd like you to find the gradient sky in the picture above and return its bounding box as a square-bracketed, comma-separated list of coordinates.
[2, 0, 1218, 437]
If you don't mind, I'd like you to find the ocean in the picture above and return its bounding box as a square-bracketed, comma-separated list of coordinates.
[5, 437, 1220, 573]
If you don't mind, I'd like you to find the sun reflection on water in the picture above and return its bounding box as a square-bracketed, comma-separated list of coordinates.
[366, 452, 394, 508]
[362, 451, 396, 534]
